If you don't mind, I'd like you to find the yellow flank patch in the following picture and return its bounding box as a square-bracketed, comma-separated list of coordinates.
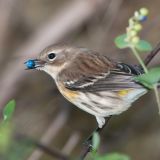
[63, 89, 79, 100]
[58, 83, 79, 101]
[118, 89, 132, 97]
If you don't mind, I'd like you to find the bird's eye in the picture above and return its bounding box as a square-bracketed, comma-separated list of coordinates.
[48, 53, 56, 61]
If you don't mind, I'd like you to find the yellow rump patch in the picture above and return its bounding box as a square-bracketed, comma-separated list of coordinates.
[118, 89, 132, 97]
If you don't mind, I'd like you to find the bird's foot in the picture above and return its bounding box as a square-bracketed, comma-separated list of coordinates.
[83, 139, 93, 151]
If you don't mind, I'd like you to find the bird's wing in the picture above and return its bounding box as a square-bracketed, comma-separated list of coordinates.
[63, 70, 142, 92]
[59, 51, 144, 92]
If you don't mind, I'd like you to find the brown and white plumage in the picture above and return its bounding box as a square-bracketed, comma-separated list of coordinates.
[32, 44, 147, 128]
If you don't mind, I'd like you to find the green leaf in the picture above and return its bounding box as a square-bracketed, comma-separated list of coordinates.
[135, 40, 152, 52]
[96, 153, 130, 160]
[92, 132, 100, 151]
[114, 34, 129, 49]
[0, 122, 12, 153]
[3, 100, 16, 121]
[135, 67, 160, 89]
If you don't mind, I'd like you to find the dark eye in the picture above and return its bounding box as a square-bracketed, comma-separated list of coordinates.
[48, 53, 56, 60]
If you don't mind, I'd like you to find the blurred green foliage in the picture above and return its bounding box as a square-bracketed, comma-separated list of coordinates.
[0, 122, 12, 153]
[0, 100, 15, 154]
[135, 67, 160, 89]
[115, 34, 152, 52]
[0, 100, 34, 160]
[92, 132, 100, 152]
[91, 132, 131, 160]
[135, 40, 152, 52]
[95, 153, 130, 160]
[3, 100, 16, 121]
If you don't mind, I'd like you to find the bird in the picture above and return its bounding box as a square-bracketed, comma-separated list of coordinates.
[25, 44, 147, 129]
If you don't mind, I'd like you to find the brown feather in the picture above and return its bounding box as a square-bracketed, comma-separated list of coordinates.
[57, 49, 143, 92]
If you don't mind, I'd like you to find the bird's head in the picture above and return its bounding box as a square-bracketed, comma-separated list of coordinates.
[25, 44, 77, 79]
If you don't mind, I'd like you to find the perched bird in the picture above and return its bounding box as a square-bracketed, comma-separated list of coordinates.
[25, 44, 147, 129]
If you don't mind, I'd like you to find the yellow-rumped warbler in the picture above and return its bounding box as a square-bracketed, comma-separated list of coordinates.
[25, 44, 147, 128]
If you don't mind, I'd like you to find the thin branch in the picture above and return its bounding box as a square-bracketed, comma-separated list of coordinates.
[80, 146, 91, 160]
[144, 42, 160, 89]
[62, 132, 80, 155]
[144, 42, 160, 66]
[79, 117, 111, 160]
[15, 134, 69, 160]
[27, 110, 69, 160]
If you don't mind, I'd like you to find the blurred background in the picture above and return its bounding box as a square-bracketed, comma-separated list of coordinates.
[0, 0, 160, 159]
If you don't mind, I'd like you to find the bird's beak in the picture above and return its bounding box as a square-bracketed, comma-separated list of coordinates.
[24, 59, 46, 70]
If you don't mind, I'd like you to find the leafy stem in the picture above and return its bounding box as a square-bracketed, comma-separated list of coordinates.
[130, 46, 148, 73]
[153, 85, 160, 113]
[115, 7, 160, 114]
[130, 45, 160, 112]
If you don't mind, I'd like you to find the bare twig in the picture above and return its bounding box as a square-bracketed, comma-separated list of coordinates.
[62, 132, 80, 155]
[27, 110, 68, 160]
[79, 117, 111, 160]
[80, 146, 91, 160]
[144, 42, 160, 89]
[0, 0, 107, 109]
[15, 134, 69, 160]
[144, 42, 160, 66]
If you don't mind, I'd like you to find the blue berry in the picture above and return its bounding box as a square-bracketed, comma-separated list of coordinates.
[139, 15, 147, 22]
[25, 59, 36, 69]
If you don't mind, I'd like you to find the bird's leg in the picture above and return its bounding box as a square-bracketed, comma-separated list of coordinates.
[84, 126, 105, 148]
[83, 116, 111, 149]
